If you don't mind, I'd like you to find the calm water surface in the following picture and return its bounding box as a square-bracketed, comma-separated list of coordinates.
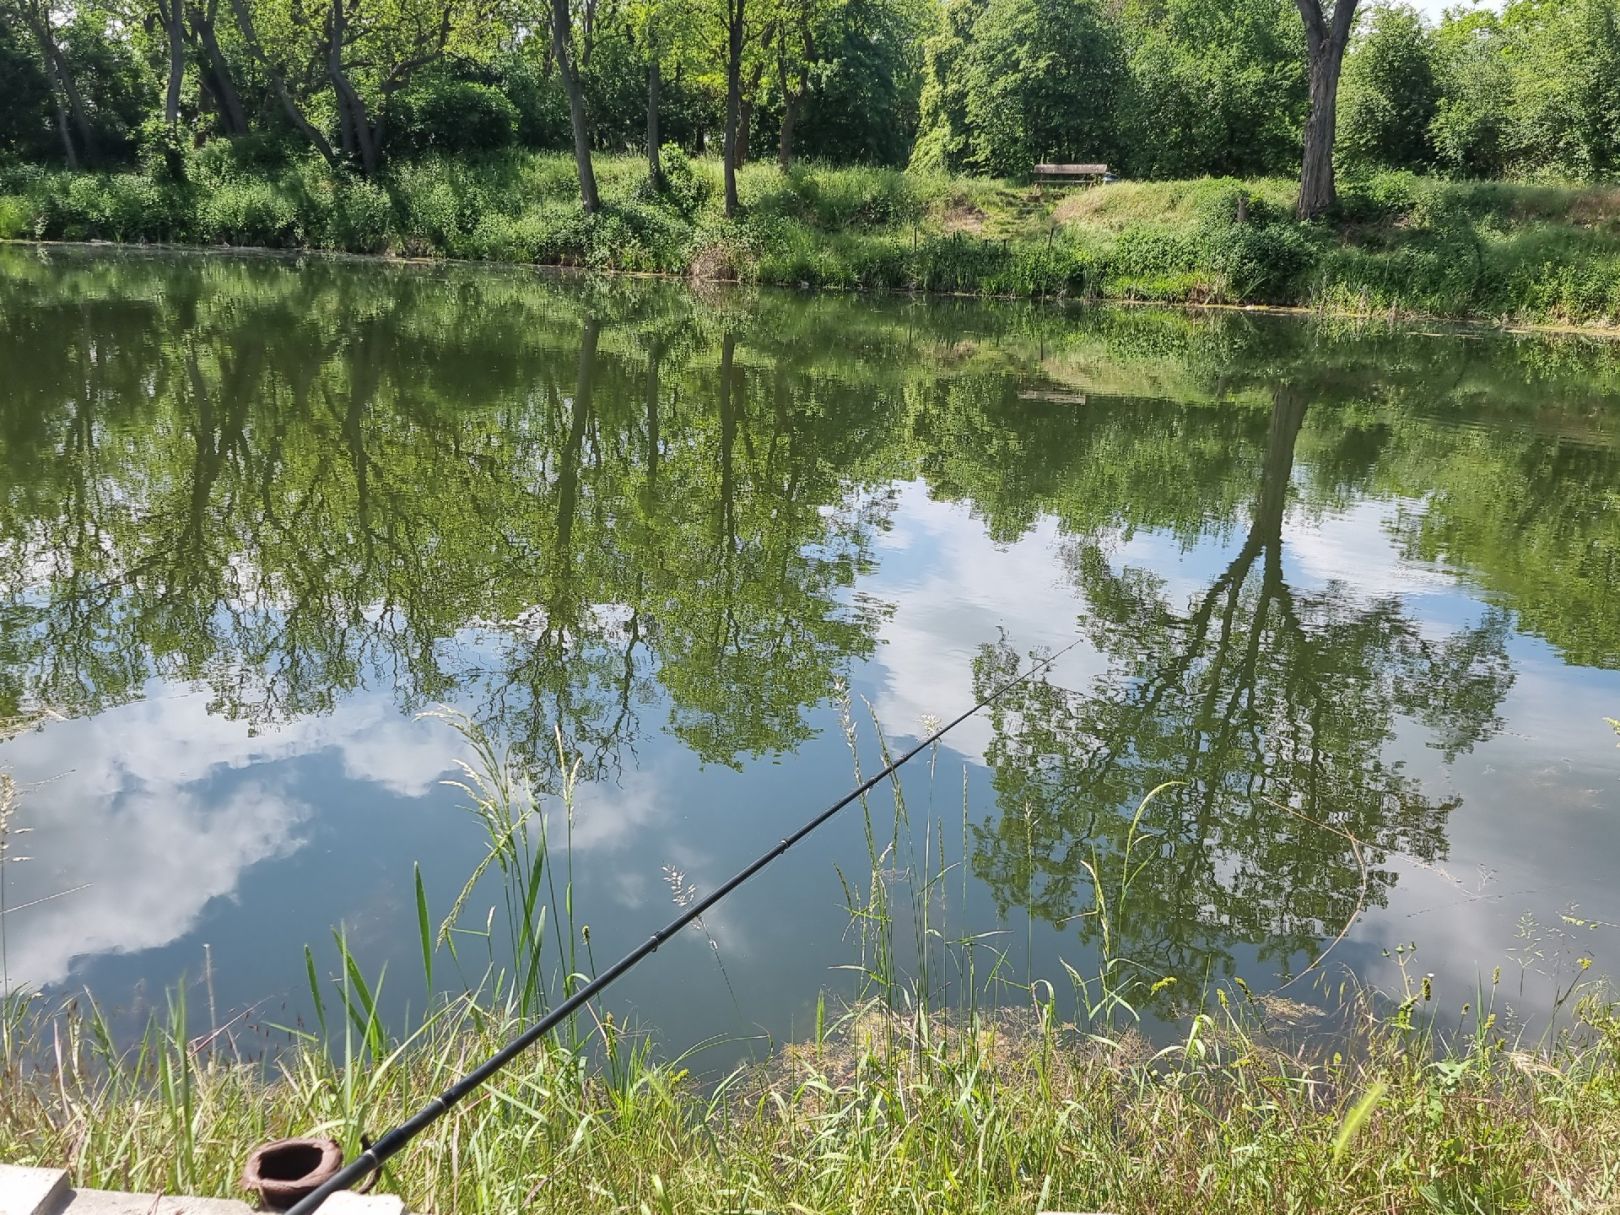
[3, 245, 1619, 1058]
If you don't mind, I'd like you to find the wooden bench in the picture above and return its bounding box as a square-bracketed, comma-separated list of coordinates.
[1032, 163, 1112, 188]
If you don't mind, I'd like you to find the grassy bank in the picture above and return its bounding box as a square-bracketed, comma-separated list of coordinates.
[5, 984, 1620, 1213]
[5, 725, 1620, 1214]
[3, 151, 1620, 326]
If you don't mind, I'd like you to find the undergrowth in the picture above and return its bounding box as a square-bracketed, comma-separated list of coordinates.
[2, 153, 1620, 324]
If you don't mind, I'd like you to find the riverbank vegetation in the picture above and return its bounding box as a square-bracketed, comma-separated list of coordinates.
[4, 714, 1620, 1212]
[6, 976, 1620, 1212]
[5, 157, 1620, 324]
[7, 0, 1620, 320]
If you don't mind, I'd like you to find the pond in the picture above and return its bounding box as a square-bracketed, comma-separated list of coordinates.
[2, 244, 1619, 1063]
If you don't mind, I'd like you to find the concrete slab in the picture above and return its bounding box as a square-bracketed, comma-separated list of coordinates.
[1, 1170, 410, 1215]
[0, 1165, 70, 1215]
[321, 1196, 405, 1215]
[64, 1192, 251, 1214]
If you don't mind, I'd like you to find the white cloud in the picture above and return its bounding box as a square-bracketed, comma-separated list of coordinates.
[861, 482, 1209, 763]
[0, 691, 464, 991]
[1284, 498, 1455, 603]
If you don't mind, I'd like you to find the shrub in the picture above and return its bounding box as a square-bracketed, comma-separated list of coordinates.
[189, 134, 298, 187]
[137, 117, 188, 184]
[1205, 221, 1318, 303]
[197, 179, 300, 247]
[0, 194, 30, 239]
[391, 162, 470, 254]
[594, 202, 690, 272]
[325, 178, 395, 253]
[651, 145, 709, 219]
[30, 173, 188, 242]
[390, 79, 518, 156]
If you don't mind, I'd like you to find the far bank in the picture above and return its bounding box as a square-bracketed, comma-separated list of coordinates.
[4, 154, 1620, 328]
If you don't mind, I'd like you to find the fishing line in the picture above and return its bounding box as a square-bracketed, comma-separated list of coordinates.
[284, 635, 1082, 1214]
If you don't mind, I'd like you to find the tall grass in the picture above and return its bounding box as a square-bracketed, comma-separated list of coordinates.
[4, 708, 1620, 1211]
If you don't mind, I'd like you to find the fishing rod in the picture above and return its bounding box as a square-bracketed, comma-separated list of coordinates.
[283, 636, 1081, 1215]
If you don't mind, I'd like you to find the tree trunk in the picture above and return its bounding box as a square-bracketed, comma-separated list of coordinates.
[162, 0, 185, 125]
[328, 0, 379, 175]
[778, 65, 805, 171]
[30, 14, 98, 165]
[646, 58, 662, 188]
[49, 84, 77, 168]
[193, 1, 249, 136]
[229, 0, 340, 165]
[1297, 51, 1343, 218]
[1294, 0, 1357, 220]
[723, 0, 743, 216]
[40, 44, 77, 167]
[552, 0, 600, 212]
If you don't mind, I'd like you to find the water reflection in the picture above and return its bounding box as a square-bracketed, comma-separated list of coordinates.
[2, 246, 1620, 1035]
[969, 387, 1513, 1000]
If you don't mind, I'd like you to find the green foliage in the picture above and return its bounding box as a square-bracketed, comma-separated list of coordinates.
[1339, 3, 1440, 172]
[0, 19, 54, 163]
[794, 0, 932, 166]
[196, 178, 301, 246]
[490, 53, 573, 150]
[6, 153, 1620, 322]
[649, 144, 709, 218]
[27, 172, 187, 241]
[0, 196, 28, 239]
[1429, 9, 1514, 178]
[961, 0, 1127, 176]
[389, 78, 519, 156]
[1118, 0, 1305, 180]
[136, 117, 189, 184]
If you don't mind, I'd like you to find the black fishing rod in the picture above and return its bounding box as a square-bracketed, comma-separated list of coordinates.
[284, 637, 1080, 1215]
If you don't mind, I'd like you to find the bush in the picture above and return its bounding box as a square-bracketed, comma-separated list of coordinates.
[30, 173, 188, 242]
[0, 194, 30, 238]
[391, 162, 470, 253]
[650, 145, 709, 219]
[466, 210, 546, 262]
[137, 117, 188, 184]
[305, 175, 397, 253]
[390, 79, 518, 156]
[746, 164, 924, 230]
[1205, 221, 1318, 303]
[189, 134, 298, 187]
[196, 179, 300, 246]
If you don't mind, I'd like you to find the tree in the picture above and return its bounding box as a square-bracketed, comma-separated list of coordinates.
[156, 0, 186, 128]
[227, 0, 507, 177]
[0, 15, 56, 160]
[1338, 3, 1439, 172]
[2, 0, 102, 166]
[956, 387, 1511, 996]
[908, 0, 975, 170]
[721, 0, 746, 213]
[1428, 4, 1511, 177]
[548, 0, 601, 209]
[955, 0, 1126, 177]
[186, 0, 249, 136]
[1498, 0, 1620, 180]
[1294, 0, 1358, 219]
[1119, 0, 1305, 179]
[794, 0, 928, 165]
